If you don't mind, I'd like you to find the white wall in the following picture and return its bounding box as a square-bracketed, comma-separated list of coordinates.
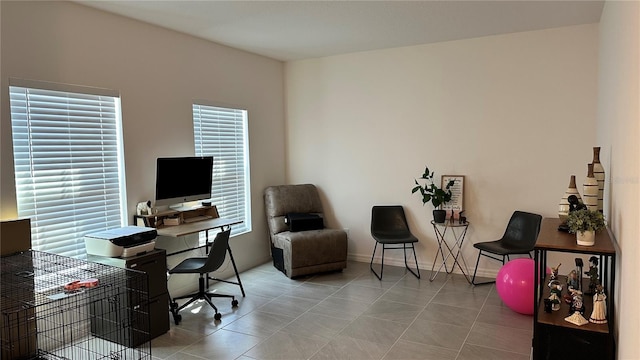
[1, 1, 285, 294]
[286, 24, 598, 278]
[598, 1, 640, 358]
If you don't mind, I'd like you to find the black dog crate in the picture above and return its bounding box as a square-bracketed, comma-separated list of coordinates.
[1, 250, 151, 359]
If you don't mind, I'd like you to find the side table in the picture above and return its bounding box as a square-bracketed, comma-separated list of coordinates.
[430, 220, 471, 283]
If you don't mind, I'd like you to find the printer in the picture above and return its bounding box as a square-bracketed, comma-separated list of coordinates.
[85, 226, 157, 258]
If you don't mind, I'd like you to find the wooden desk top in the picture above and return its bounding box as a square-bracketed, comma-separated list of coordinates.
[156, 217, 242, 237]
[535, 217, 616, 255]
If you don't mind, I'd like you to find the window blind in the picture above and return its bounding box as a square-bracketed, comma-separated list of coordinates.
[193, 104, 251, 236]
[9, 84, 126, 258]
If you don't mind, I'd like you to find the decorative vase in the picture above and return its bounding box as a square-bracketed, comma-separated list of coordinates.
[576, 230, 596, 246]
[592, 147, 605, 213]
[583, 164, 599, 212]
[433, 209, 446, 223]
[559, 175, 581, 220]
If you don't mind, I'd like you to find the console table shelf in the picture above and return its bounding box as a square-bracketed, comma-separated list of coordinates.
[533, 217, 616, 360]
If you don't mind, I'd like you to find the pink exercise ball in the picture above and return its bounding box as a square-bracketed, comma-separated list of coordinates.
[496, 258, 536, 315]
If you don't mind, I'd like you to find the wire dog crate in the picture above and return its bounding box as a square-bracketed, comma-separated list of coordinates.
[1, 250, 151, 359]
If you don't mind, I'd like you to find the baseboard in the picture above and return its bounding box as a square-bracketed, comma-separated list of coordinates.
[347, 252, 499, 279]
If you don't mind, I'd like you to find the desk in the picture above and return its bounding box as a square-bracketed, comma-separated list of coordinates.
[430, 220, 471, 283]
[156, 217, 245, 297]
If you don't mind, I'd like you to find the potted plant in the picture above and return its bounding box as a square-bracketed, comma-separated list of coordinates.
[412, 165, 455, 223]
[565, 208, 605, 246]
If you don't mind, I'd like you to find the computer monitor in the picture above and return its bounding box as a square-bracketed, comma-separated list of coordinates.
[154, 156, 213, 208]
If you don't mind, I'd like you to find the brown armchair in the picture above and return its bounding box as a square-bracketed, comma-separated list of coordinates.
[264, 184, 347, 278]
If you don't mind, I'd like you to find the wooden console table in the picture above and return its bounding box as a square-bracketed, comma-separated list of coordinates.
[533, 217, 616, 359]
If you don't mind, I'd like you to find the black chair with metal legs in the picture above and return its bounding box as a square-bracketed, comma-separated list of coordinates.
[471, 210, 542, 285]
[370, 205, 420, 280]
[168, 229, 238, 324]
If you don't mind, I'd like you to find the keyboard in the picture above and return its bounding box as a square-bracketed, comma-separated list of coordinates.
[183, 215, 213, 223]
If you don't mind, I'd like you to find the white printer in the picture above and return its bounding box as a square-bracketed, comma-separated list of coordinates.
[85, 226, 157, 258]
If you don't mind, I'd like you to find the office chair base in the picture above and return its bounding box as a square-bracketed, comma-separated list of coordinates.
[169, 277, 238, 325]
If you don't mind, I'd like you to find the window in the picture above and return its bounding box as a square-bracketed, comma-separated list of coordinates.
[193, 103, 251, 236]
[9, 80, 126, 258]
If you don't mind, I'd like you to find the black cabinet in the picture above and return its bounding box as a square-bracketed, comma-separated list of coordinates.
[89, 249, 169, 345]
[533, 218, 616, 360]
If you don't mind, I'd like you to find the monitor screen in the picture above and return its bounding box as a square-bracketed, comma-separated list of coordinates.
[154, 156, 213, 207]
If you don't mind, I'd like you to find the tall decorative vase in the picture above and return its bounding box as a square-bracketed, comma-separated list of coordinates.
[592, 147, 605, 213]
[559, 175, 582, 220]
[583, 163, 599, 211]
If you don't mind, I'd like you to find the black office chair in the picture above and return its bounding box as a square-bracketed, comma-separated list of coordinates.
[471, 211, 542, 285]
[370, 205, 420, 280]
[169, 229, 238, 324]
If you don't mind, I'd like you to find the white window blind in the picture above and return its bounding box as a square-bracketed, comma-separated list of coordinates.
[193, 104, 251, 236]
[9, 82, 126, 258]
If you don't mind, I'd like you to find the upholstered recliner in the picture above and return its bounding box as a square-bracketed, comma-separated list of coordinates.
[264, 184, 348, 278]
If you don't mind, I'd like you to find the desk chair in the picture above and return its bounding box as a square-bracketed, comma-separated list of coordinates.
[471, 211, 542, 285]
[168, 229, 238, 324]
[370, 205, 420, 280]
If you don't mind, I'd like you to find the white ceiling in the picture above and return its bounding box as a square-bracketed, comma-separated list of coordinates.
[75, 0, 604, 61]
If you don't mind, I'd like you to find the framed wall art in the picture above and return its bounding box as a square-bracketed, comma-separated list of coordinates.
[441, 175, 464, 212]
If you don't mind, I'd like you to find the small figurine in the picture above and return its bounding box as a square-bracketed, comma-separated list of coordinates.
[550, 263, 561, 281]
[459, 210, 466, 224]
[568, 194, 587, 212]
[574, 258, 584, 291]
[584, 256, 599, 295]
[567, 269, 579, 290]
[549, 281, 562, 311]
[569, 289, 585, 314]
[589, 285, 607, 324]
[544, 298, 553, 313]
[565, 311, 589, 326]
[559, 196, 588, 232]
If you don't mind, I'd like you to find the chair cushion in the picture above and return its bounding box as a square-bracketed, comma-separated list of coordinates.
[473, 239, 532, 255]
[372, 230, 418, 244]
[273, 229, 347, 269]
[169, 257, 208, 274]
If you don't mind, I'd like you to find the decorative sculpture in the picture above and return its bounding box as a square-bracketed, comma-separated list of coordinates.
[567, 269, 579, 291]
[584, 256, 599, 295]
[589, 285, 607, 324]
[548, 281, 562, 311]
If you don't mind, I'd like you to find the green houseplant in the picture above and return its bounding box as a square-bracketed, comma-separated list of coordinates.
[565, 208, 605, 246]
[412, 165, 455, 223]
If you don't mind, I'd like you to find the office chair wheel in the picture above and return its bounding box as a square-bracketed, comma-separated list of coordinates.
[232, 299, 239, 307]
[214, 312, 222, 321]
[172, 313, 182, 325]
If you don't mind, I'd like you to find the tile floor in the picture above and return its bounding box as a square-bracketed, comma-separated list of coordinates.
[151, 261, 533, 360]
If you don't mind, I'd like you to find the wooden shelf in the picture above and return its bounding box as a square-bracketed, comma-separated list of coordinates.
[134, 206, 219, 228]
[536, 275, 609, 334]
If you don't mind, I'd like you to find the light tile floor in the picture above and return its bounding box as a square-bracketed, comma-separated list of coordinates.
[151, 261, 533, 360]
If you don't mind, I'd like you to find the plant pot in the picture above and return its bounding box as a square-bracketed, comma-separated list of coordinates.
[433, 209, 446, 223]
[576, 230, 595, 246]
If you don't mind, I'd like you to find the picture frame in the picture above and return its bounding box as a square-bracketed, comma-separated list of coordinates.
[441, 175, 464, 212]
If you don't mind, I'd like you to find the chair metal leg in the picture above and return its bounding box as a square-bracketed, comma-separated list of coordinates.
[370, 242, 384, 280]
[404, 243, 420, 279]
[371, 242, 420, 280]
[472, 250, 500, 285]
